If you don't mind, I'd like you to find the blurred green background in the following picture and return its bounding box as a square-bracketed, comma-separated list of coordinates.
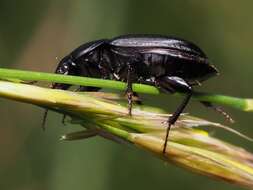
[0, 1, 252, 190]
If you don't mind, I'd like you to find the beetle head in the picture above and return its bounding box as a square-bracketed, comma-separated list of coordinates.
[55, 56, 77, 74]
[52, 56, 77, 90]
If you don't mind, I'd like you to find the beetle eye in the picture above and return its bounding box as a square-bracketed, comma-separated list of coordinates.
[62, 65, 69, 74]
[56, 64, 68, 74]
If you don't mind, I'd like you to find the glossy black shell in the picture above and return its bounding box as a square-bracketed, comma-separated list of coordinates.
[110, 35, 206, 56]
[55, 34, 219, 89]
[109, 34, 218, 84]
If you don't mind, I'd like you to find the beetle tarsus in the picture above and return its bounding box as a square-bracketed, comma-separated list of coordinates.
[162, 92, 192, 154]
[163, 123, 172, 154]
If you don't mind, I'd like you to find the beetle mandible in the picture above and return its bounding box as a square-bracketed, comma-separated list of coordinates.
[44, 34, 233, 154]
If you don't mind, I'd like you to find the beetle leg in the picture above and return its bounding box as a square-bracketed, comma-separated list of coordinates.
[59, 85, 101, 126]
[61, 114, 67, 125]
[163, 92, 192, 152]
[200, 101, 234, 123]
[155, 76, 192, 154]
[125, 64, 135, 116]
[42, 61, 76, 129]
[42, 110, 49, 130]
[42, 69, 99, 129]
[42, 84, 71, 130]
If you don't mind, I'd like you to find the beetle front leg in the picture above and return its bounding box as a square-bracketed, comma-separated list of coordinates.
[156, 76, 193, 154]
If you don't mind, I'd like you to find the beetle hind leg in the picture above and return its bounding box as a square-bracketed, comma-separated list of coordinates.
[163, 92, 192, 154]
[156, 76, 193, 154]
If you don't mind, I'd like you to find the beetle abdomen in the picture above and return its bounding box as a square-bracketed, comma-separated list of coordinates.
[110, 35, 218, 84]
[167, 58, 218, 83]
[140, 51, 218, 84]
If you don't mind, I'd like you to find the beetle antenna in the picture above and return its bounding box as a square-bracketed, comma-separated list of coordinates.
[201, 101, 234, 123]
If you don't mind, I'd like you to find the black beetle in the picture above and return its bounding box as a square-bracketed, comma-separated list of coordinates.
[44, 34, 232, 154]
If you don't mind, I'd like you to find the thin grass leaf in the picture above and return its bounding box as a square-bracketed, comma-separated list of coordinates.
[0, 68, 252, 112]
